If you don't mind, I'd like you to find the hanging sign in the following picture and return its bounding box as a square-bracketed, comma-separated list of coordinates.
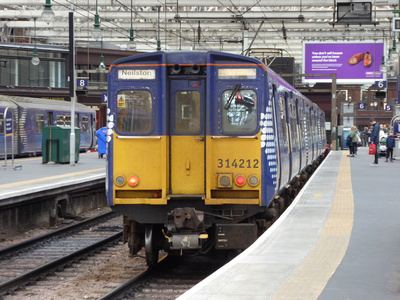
[358, 102, 366, 110]
[4, 107, 12, 136]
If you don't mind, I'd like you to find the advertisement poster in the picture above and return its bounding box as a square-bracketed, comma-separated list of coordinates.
[303, 42, 384, 84]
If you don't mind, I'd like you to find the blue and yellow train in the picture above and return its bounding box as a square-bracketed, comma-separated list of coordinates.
[0, 95, 96, 158]
[106, 51, 327, 266]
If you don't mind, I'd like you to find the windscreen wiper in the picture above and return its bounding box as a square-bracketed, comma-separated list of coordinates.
[224, 83, 241, 110]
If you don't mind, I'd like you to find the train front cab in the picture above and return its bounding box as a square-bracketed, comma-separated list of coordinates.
[107, 52, 280, 265]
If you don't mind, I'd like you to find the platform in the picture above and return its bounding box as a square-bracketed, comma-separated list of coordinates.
[0, 152, 107, 237]
[179, 149, 400, 300]
[0, 152, 106, 201]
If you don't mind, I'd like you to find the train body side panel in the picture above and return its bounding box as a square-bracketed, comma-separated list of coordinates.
[106, 52, 167, 207]
[205, 134, 261, 205]
[260, 82, 279, 206]
[112, 135, 168, 205]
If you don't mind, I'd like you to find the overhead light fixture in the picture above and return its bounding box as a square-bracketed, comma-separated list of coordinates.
[379, 56, 386, 73]
[390, 40, 399, 60]
[31, 18, 40, 66]
[157, 6, 161, 51]
[282, 21, 287, 41]
[41, 0, 55, 25]
[298, 0, 305, 22]
[99, 38, 106, 73]
[92, 0, 102, 41]
[386, 53, 394, 68]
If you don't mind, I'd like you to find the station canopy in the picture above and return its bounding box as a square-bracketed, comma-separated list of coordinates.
[0, 1, 398, 72]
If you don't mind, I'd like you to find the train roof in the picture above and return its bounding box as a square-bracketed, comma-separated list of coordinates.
[0, 95, 94, 112]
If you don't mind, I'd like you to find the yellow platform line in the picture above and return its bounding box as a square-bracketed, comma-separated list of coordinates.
[0, 168, 105, 189]
[271, 151, 354, 299]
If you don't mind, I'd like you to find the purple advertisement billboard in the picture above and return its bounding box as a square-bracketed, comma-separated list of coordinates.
[303, 42, 384, 84]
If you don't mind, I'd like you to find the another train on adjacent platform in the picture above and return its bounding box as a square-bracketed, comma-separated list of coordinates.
[106, 51, 327, 266]
[0, 95, 96, 158]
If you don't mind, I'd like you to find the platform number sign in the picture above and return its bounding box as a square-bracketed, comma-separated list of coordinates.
[375, 80, 386, 89]
[358, 102, 366, 110]
[385, 105, 393, 111]
[77, 79, 88, 87]
[102, 93, 108, 104]
[393, 18, 400, 32]
[4, 107, 12, 135]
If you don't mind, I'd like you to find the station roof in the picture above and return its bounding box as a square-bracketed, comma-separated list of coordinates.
[0, 1, 398, 71]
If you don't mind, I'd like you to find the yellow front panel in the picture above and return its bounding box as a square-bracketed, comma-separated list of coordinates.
[113, 134, 168, 204]
[206, 133, 262, 205]
[170, 136, 204, 194]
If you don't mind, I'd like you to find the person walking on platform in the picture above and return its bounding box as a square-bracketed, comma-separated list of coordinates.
[347, 126, 358, 157]
[362, 126, 369, 146]
[385, 130, 395, 162]
[369, 117, 380, 166]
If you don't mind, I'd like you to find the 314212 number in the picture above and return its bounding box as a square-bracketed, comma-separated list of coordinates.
[217, 159, 259, 169]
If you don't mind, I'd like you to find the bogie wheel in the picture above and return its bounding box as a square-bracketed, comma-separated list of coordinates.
[145, 225, 159, 267]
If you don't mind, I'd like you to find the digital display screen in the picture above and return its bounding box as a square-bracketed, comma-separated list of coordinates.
[303, 42, 384, 84]
[218, 68, 257, 79]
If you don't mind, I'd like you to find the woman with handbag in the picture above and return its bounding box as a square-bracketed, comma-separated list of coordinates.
[347, 126, 359, 157]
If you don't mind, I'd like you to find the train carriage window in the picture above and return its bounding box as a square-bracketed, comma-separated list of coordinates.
[174, 91, 201, 133]
[116, 90, 152, 134]
[280, 95, 288, 142]
[222, 89, 257, 133]
[81, 116, 89, 133]
[36, 114, 44, 133]
[56, 115, 70, 126]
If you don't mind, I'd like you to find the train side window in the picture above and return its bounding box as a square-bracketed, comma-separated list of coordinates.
[0, 113, 3, 133]
[56, 115, 70, 126]
[36, 114, 44, 133]
[116, 90, 152, 134]
[174, 91, 201, 133]
[82, 116, 89, 133]
[222, 89, 257, 133]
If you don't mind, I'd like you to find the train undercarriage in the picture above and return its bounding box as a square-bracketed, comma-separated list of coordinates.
[120, 155, 326, 267]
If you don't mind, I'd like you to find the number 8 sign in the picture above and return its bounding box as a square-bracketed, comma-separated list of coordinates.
[77, 79, 88, 87]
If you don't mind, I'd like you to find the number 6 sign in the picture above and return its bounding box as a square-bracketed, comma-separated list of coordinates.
[375, 80, 386, 89]
[358, 102, 366, 110]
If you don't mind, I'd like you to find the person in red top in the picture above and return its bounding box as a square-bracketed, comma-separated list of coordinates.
[369, 118, 380, 166]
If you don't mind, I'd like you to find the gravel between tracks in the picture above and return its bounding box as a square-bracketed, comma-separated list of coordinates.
[1, 206, 149, 300]
[4, 245, 147, 300]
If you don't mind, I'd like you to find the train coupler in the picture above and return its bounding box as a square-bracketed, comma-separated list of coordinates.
[169, 233, 208, 250]
[165, 207, 207, 250]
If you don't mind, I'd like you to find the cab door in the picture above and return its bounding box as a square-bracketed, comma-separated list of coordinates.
[169, 79, 205, 195]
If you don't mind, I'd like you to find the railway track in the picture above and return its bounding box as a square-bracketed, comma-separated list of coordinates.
[100, 255, 227, 300]
[0, 212, 122, 297]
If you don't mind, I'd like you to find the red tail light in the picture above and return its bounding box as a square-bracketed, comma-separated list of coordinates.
[235, 175, 246, 187]
[128, 175, 139, 187]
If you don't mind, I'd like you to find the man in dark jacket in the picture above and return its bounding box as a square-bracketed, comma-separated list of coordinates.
[385, 131, 396, 162]
[369, 118, 380, 166]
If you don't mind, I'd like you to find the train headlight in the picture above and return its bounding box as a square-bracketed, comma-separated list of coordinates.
[128, 175, 139, 187]
[217, 173, 232, 189]
[248, 175, 259, 187]
[115, 176, 125, 186]
[235, 175, 246, 187]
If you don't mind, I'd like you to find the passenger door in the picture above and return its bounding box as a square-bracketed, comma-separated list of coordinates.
[169, 79, 205, 195]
